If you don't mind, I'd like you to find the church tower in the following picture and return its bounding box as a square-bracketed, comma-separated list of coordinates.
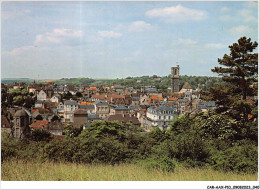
[171, 65, 180, 93]
[13, 109, 30, 139]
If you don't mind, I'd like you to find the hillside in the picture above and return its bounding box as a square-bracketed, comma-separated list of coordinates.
[54, 75, 223, 91]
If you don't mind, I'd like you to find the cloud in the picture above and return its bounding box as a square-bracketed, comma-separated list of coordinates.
[2, 9, 31, 20]
[205, 43, 226, 49]
[128, 21, 153, 32]
[3, 46, 39, 56]
[228, 25, 255, 36]
[220, 7, 230, 12]
[98, 30, 122, 38]
[34, 28, 83, 44]
[145, 5, 207, 22]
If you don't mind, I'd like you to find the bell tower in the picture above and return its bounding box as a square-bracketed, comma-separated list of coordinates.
[171, 65, 180, 93]
[13, 109, 29, 139]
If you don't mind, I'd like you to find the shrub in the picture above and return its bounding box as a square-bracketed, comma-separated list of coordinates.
[208, 143, 258, 174]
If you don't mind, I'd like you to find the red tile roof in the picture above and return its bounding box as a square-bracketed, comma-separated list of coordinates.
[29, 120, 48, 129]
[168, 97, 178, 101]
[92, 95, 106, 100]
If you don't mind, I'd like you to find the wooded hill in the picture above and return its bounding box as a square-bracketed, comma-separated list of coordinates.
[55, 75, 223, 92]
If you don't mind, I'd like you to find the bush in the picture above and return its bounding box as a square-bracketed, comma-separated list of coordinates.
[25, 129, 52, 142]
[208, 143, 258, 174]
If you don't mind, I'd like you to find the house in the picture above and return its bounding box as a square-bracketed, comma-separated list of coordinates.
[50, 95, 60, 103]
[180, 82, 193, 94]
[168, 97, 178, 103]
[184, 91, 192, 101]
[87, 113, 102, 122]
[93, 101, 110, 119]
[79, 104, 95, 114]
[148, 95, 163, 104]
[29, 120, 49, 130]
[29, 120, 63, 136]
[107, 94, 125, 104]
[178, 99, 188, 114]
[57, 102, 64, 114]
[73, 109, 88, 128]
[35, 100, 44, 108]
[91, 94, 106, 102]
[146, 104, 177, 131]
[1, 115, 12, 134]
[64, 100, 79, 122]
[113, 85, 124, 94]
[37, 90, 47, 101]
[132, 97, 139, 105]
[31, 111, 43, 122]
[139, 94, 149, 105]
[110, 105, 130, 115]
[48, 121, 63, 135]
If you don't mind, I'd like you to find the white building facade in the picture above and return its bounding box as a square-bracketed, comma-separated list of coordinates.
[146, 104, 177, 130]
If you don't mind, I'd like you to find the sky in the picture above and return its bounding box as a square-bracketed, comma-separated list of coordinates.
[1, 1, 258, 79]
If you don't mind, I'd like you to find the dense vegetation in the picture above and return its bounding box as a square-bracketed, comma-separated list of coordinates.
[1, 88, 35, 108]
[1, 112, 258, 175]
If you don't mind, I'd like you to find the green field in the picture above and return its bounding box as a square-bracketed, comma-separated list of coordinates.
[1, 160, 257, 181]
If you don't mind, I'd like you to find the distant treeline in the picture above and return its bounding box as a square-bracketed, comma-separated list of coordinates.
[54, 75, 223, 91]
[2, 76, 223, 92]
[1, 78, 33, 84]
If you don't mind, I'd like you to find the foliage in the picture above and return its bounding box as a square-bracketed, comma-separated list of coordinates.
[212, 37, 258, 100]
[193, 111, 240, 140]
[25, 129, 52, 142]
[80, 120, 127, 141]
[63, 123, 83, 138]
[21, 89, 29, 95]
[208, 142, 258, 174]
[205, 37, 258, 121]
[10, 88, 21, 95]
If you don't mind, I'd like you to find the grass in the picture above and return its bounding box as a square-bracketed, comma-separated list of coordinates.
[1, 160, 257, 181]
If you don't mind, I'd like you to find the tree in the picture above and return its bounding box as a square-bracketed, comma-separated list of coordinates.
[212, 37, 258, 100]
[21, 89, 29, 95]
[76, 92, 82, 97]
[10, 88, 21, 95]
[26, 129, 52, 142]
[13, 95, 23, 106]
[63, 123, 82, 138]
[205, 37, 258, 120]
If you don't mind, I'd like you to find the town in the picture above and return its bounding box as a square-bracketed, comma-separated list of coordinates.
[1, 65, 217, 138]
